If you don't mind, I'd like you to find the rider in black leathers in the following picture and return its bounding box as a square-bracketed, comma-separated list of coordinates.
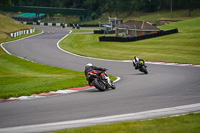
[84, 63, 107, 86]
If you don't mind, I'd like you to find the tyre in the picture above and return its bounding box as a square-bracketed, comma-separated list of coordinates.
[111, 81, 116, 89]
[93, 78, 107, 91]
[141, 66, 148, 74]
[111, 85, 116, 89]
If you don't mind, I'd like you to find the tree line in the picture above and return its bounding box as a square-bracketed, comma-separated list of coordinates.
[1, 0, 200, 18]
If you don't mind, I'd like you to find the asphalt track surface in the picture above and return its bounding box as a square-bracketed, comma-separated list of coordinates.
[1, 26, 200, 132]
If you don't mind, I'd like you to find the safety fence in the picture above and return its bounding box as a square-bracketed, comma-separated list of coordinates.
[22, 22, 99, 28]
[9, 28, 35, 38]
[79, 24, 99, 27]
[99, 29, 178, 42]
[23, 22, 67, 27]
[94, 29, 115, 34]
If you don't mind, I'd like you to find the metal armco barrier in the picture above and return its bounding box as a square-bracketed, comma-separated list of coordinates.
[9, 28, 35, 38]
[23, 22, 67, 27]
[99, 28, 178, 42]
[22, 22, 99, 28]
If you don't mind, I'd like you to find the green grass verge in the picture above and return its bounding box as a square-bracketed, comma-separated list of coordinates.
[50, 113, 200, 133]
[0, 29, 88, 99]
[59, 17, 200, 65]
[71, 30, 94, 33]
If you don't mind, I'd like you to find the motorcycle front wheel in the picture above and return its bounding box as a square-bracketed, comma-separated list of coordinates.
[141, 66, 148, 74]
[93, 78, 107, 92]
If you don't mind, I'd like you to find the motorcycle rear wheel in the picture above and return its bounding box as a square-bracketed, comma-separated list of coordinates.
[93, 78, 107, 91]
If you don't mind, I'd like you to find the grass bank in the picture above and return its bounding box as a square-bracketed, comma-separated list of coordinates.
[51, 113, 200, 133]
[60, 17, 200, 65]
[0, 13, 32, 41]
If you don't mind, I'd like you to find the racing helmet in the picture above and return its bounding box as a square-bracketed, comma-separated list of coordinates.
[133, 56, 139, 62]
[86, 63, 93, 66]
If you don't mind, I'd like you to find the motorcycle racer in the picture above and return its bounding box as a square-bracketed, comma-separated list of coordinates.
[133, 56, 147, 70]
[84, 63, 107, 86]
[84, 63, 115, 88]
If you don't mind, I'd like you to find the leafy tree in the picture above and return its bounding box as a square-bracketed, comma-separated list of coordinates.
[0, 0, 12, 6]
[186, 0, 200, 16]
[5, 0, 200, 19]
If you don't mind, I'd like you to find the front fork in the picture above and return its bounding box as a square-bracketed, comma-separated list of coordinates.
[101, 72, 112, 86]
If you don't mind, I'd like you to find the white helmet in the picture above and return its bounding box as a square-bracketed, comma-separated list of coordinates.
[86, 63, 93, 66]
[134, 56, 139, 62]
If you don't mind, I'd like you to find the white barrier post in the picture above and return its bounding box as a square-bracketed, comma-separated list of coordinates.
[9, 28, 35, 38]
[10, 33, 13, 37]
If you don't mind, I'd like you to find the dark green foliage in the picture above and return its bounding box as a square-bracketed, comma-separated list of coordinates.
[0, 0, 12, 6]
[5, 0, 200, 16]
